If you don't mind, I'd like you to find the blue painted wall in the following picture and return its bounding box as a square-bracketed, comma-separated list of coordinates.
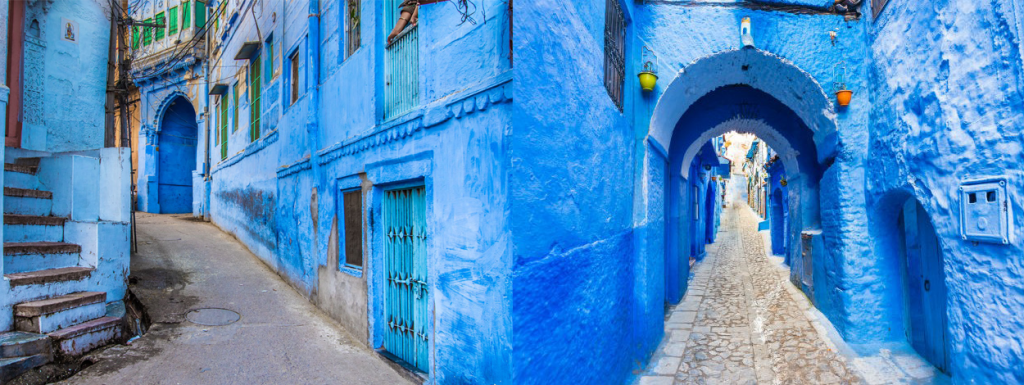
[865, 0, 1024, 381]
[200, 0, 513, 383]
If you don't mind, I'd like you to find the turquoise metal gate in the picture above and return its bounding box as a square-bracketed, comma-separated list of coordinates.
[384, 186, 429, 372]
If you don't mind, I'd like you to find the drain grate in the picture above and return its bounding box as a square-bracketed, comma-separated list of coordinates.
[186, 308, 240, 326]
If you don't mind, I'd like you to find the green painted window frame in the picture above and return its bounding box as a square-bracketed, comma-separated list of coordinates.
[168, 6, 179, 35]
[250, 54, 262, 142]
[265, 36, 275, 80]
[142, 18, 153, 45]
[232, 83, 239, 132]
[195, 0, 206, 29]
[154, 12, 166, 41]
[182, 1, 192, 29]
[219, 96, 228, 160]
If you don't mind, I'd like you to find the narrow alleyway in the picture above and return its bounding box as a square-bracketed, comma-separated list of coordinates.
[57, 213, 413, 385]
[638, 191, 943, 385]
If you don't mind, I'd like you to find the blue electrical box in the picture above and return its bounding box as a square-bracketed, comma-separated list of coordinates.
[959, 177, 1012, 244]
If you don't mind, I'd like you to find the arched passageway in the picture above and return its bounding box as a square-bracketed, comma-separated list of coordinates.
[157, 97, 198, 214]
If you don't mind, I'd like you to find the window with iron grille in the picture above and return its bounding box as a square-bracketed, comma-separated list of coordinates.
[346, 0, 361, 57]
[604, 0, 625, 111]
[384, 0, 419, 120]
[250, 53, 262, 142]
[266, 36, 276, 80]
[155, 12, 166, 41]
[342, 190, 363, 268]
[872, 0, 890, 19]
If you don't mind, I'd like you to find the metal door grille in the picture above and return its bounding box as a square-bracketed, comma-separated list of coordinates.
[383, 186, 429, 372]
[604, 0, 625, 111]
[384, 0, 419, 120]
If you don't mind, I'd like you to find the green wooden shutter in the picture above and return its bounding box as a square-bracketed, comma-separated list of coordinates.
[195, 1, 206, 29]
[250, 55, 262, 141]
[182, 1, 191, 29]
[132, 26, 140, 49]
[232, 83, 239, 132]
[220, 97, 228, 160]
[143, 18, 153, 45]
[168, 7, 178, 34]
[155, 12, 166, 40]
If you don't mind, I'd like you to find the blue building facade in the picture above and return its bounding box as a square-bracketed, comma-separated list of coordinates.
[127, 0, 1024, 383]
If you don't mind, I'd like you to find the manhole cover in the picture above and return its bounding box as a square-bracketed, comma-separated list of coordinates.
[186, 308, 240, 326]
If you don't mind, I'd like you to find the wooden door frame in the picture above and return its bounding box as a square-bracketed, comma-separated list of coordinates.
[6, 0, 25, 148]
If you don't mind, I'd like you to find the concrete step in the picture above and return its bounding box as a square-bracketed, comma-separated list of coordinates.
[5, 266, 93, 287]
[3, 215, 65, 243]
[3, 189, 53, 217]
[49, 316, 123, 357]
[0, 354, 51, 383]
[3, 242, 81, 274]
[15, 292, 107, 334]
[4, 164, 40, 190]
[0, 332, 50, 359]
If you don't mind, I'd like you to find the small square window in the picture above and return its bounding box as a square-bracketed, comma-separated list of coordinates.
[987, 191, 996, 202]
[968, 193, 977, 203]
[343, 190, 364, 268]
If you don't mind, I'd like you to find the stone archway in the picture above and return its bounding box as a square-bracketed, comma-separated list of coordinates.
[645, 49, 839, 304]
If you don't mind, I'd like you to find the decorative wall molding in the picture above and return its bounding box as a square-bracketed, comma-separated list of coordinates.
[316, 72, 513, 166]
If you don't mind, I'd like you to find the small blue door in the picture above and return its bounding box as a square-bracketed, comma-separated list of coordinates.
[899, 199, 950, 373]
[383, 186, 429, 372]
[157, 98, 198, 214]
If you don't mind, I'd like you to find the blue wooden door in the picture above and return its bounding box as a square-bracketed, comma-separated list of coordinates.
[157, 99, 198, 214]
[384, 186, 429, 372]
[900, 199, 950, 373]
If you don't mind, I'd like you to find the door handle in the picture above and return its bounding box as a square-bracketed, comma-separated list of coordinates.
[924, 280, 931, 292]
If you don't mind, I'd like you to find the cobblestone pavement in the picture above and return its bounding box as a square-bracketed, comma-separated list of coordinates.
[639, 201, 863, 385]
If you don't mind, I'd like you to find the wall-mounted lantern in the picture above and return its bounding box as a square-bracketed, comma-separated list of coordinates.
[638, 45, 658, 92]
[834, 61, 853, 107]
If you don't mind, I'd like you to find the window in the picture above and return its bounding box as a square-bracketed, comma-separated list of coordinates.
[168, 6, 179, 35]
[346, 0, 361, 57]
[142, 18, 153, 45]
[604, 0, 625, 111]
[265, 37, 275, 80]
[342, 190, 363, 268]
[289, 51, 300, 105]
[182, 1, 192, 29]
[132, 26, 140, 49]
[384, 0, 419, 119]
[232, 83, 239, 132]
[219, 96, 228, 160]
[872, 0, 890, 19]
[250, 53, 262, 142]
[195, 0, 206, 29]
[155, 12, 166, 41]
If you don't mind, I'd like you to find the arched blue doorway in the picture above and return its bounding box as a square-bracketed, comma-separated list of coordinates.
[897, 198, 950, 373]
[157, 97, 198, 214]
[704, 180, 717, 243]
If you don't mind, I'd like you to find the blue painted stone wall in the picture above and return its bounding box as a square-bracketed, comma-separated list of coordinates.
[511, 1, 657, 384]
[17, 0, 111, 152]
[865, 0, 1024, 381]
[203, 0, 513, 383]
